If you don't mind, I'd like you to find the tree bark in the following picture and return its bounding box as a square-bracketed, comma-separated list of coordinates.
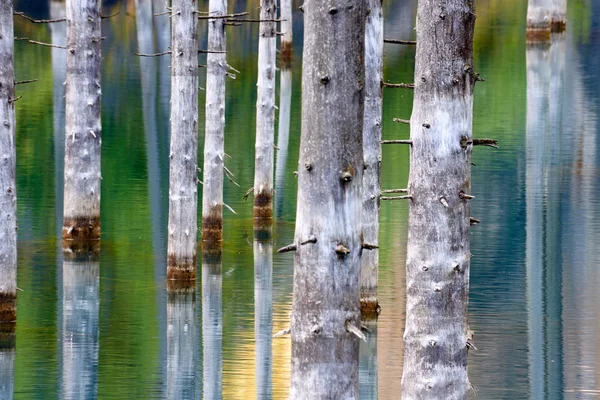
[526, 0, 554, 41]
[550, 0, 566, 32]
[202, 0, 227, 247]
[279, 0, 292, 67]
[202, 252, 222, 399]
[0, 0, 17, 333]
[253, 0, 277, 229]
[254, 236, 273, 398]
[274, 68, 292, 219]
[63, 0, 102, 242]
[401, 0, 475, 398]
[360, 0, 383, 316]
[167, 0, 199, 282]
[167, 289, 197, 399]
[289, 2, 366, 398]
[61, 252, 100, 399]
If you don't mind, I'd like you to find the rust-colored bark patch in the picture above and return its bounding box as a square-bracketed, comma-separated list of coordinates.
[551, 20, 566, 33]
[202, 206, 223, 243]
[360, 298, 380, 320]
[280, 41, 293, 69]
[62, 216, 100, 241]
[0, 292, 17, 325]
[167, 253, 196, 285]
[253, 191, 273, 220]
[526, 28, 551, 43]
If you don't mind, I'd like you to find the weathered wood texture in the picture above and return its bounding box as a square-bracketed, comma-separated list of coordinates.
[289, 1, 366, 398]
[360, 0, 383, 315]
[202, 0, 227, 245]
[274, 68, 292, 219]
[202, 253, 222, 399]
[401, 0, 475, 398]
[63, 0, 102, 241]
[253, 0, 277, 225]
[0, 0, 17, 330]
[254, 237, 273, 397]
[279, 0, 292, 66]
[167, 0, 199, 281]
[167, 290, 197, 399]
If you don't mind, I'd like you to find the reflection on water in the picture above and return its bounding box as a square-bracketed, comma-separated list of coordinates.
[359, 319, 377, 399]
[9, 0, 600, 398]
[0, 340, 15, 400]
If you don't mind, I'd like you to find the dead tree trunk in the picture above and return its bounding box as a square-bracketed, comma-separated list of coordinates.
[254, 236, 273, 397]
[0, 340, 14, 400]
[360, 0, 383, 316]
[289, 2, 366, 398]
[0, 0, 17, 333]
[359, 319, 378, 399]
[526, 0, 566, 41]
[274, 68, 292, 219]
[167, 289, 197, 399]
[61, 253, 100, 399]
[401, 0, 476, 398]
[253, 0, 277, 229]
[63, 0, 102, 242]
[550, 0, 566, 32]
[279, 0, 292, 66]
[202, 252, 222, 399]
[167, 0, 199, 282]
[202, 0, 227, 247]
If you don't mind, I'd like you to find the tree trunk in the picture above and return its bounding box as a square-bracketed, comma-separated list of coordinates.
[550, 0, 566, 32]
[167, 0, 199, 282]
[401, 0, 475, 398]
[63, 0, 102, 242]
[279, 0, 292, 67]
[61, 253, 100, 399]
[202, 252, 222, 399]
[202, 0, 227, 247]
[289, 2, 366, 398]
[253, 0, 277, 229]
[360, 0, 383, 316]
[274, 68, 292, 219]
[526, 0, 552, 41]
[254, 236, 273, 397]
[0, 0, 17, 333]
[167, 289, 197, 399]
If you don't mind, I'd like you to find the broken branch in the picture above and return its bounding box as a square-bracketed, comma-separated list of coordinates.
[345, 321, 367, 342]
[273, 327, 290, 338]
[135, 50, 171, 57]
[381, 140, 412, 145]
[14, 79, 38, 85]
[198, 11, 249, 20]
[28, 40, 66, 49]
[381, 195, 412, 201]
[384, 38, 416, 45]
[14, 11, 65, 23]
[383, 82, 414, 89]
[393, 118, 410, 125]
[277, 244, 297, 253]
[382, 188, 408, 194]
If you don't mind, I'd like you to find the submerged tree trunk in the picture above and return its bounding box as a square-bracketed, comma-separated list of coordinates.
[526, 0, 566, 41]
[550, 0, 566, 32]
[0, 0, 17, 333]
[254, 235, 273, 397]
[360, 0, 383, 316]
[167, 289, 197, 399]
[167, 0, 199, 282]
[279, 0, 292, 67]
[202, 0, 227, 247]
[0, 337, 15, 400]
[274, 68, 292, 219]
[202, 252, 222, 399]
[63, 0, 102, 242]
[289, 2, 366, 398]
[253, 0, 277, 228]
[401, 0, 475, 398]
[359, 319, 378, 399]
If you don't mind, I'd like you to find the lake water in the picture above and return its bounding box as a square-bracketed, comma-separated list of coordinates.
[5, 0, 600, 398]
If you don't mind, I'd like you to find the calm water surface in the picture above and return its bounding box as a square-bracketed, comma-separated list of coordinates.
[6, 0, 600, 398]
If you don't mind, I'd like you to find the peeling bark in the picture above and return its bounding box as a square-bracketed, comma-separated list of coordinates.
[167, 0, 199, 282]
[254, 235, 273, 397]
[360, 0, 383, 315]
[167, 289, 197, 399]
[290, 1, 366, 398]
[202, 251, 222, 399]
[202, 0, 227, 246]
[63, 0, 102, 241]
[401, 0, 475, 398]
[253, 0, 277, 226]
[279, 0, 292, 67]
[0, 0, 17, 331]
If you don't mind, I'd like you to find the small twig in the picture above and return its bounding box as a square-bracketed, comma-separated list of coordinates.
[154, 11, 170, 16]
[273, 327, 290, 338]
[383, 82, 414, 89]
[223, 165, 235, 178]
[242, 187, 254, 201]
[226, 18, 284, 23]
[470, 217, 481, 226]
[14, 79, 38, 85]
[101, 11, 120, 19]
[223, 202, 237, 215]
[381, 140, 412, 145]
[393, 118, 410, 125]
[277, 243, 297, 253]
[16, 287, 23, 292]
[9, 96, 22, 103]
[345, 321, 367, 342]
[198, 11, 249, 20]
[14, 11, 65, 23]
[473, 138, 499, 149]
[14, 37, 29, 41]
[362, 243, 379, 250]
[382, 188, 408, 194]
[199, 49, 227, 54]
[381, 195, 412, 201]
[384, 38, 416, 45]
[28, 40, 66, 49]
[135, 50, 171, 57]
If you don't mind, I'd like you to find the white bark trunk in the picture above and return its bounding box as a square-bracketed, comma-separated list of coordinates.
[202, 254, 222, 399]
[61, 255, 100, 399]
[254, 237, 273, 397]
[401, 0, 475, 398]
[167, 0, 199, 281]
[0, 0, 17, 329]
[153, 0, 172, 120]
[526, 0, 555, 40]
[360, 0, 383, 315]
[550, 0, 566, 31]
[253, 0, 277, 227]
[202, 0, 227, 246]
[0, 344, 14, 400]
[279, 0, 292, 67]
[290, 2, 366, 398]
[63, 0, 102, 241]
[274, 68, 292, 219]
[167, 290, 197, 399]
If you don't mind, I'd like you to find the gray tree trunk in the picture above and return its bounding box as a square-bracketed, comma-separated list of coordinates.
[167, 0, 199, 282]
[279, 0, 292, 67]
[0, 341, 14, 400]
[202, 0, 227, 247]
[253, 0, 277, 228]
[61, 254, 100, 399]
[274, 68, 292, 219]
[526, 0, 556, 41]
[202, 253, 222, 399]
[167, 290, 197, 399]
[153, 0, 172, 121]
[254, 237, 273, 398]
[0, 0, 17, 332]
[63, 0, 102, 242]
[550, 0, 566, 31]
[289, 2, 366, 398]
[360, 0, 383, 316]
[401, 0, 476, 398]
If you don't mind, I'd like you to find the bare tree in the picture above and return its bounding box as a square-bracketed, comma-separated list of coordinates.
[279, 0, 292, 67]
[167, 0, 199, 283]
[360, 0, 383, 316]
[288, 2, 366, 398]
[253, 0, 277, 229]
[63, 0, 102, 242]
[0, 0, 17, 333]
[401, 0, 476, 398]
